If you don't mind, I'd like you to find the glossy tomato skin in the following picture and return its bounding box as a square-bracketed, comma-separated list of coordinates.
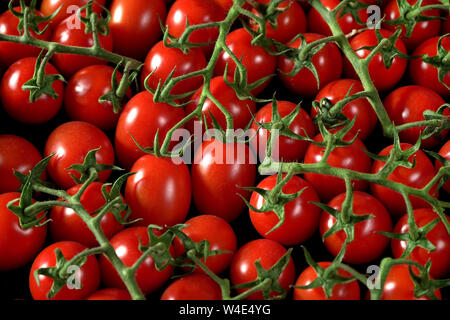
[109, 0, 167, 60]
[384, 85, 448, 148]
[437, 141, 450, 193]
[125, 154, 191, 227]
[230, 239, 295, 300]
[278, 33, 343, 98]
[409, 36, 450, 97]
[392, 209, 450, 279]
[173, 215, 237, 274]
[293, 262, 360, 300]
[161, 274, 222, 300]
[87, 288, 131, 300]
[191, 139, 257, 222]
[304, 133, 372, 202]
[0, 57, 64, 124]
[44, 121, 115, 189]
[115, 91, 186, 170]
[40, 0, 106, 27]
[320, 192, 393, 264]
[370, 143, 437, 218]
[30, 241, 100, 300]
[0, 193, 47, 271]
[251, 101, 315, 163]
[0, 135, 43, 193]
[100, 227, 174, 295]
[249, 175, 321, 246]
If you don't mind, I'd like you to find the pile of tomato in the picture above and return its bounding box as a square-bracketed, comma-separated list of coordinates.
[0, 0, 449, 301]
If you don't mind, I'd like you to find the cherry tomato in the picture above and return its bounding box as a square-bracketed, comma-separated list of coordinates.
[214, 0, 252, 13]
[278, 33, 343, 98]
[44, 121, 115, 189]
[293, 262, 360, 300]
[230, 239, 295, 300]
[161, 274, 222, 300]
[40, 0, 106, 27]
[29, 241, 100, 300]
[87, 288, 131, 300]
[436, 141, 450, 193]
[0, 57, 64, 124]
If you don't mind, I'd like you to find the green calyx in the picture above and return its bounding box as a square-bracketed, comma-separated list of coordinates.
[422, 35, 450, 90]
[10, 0, 59, 36]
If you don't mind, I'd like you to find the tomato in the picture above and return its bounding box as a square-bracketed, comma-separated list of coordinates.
[437, 141, 450, 193]
[109, 0, 167, 60]
[303, 133, 372, 202]
[409, 36, 450, 97]
[191, 139, 256, 222]
[44, 121, 115, 189]
[166, 0, 225, 56]
[442, 14, 450, 34]
[87, 288, 131, 300]
[320, 191, 393, 264]
[383, 0, 441, 50]
[99, 227, 174, 295]
[0, 193, 47, 271]
[161, 274, 222, 300]
[278, 33, 343, 98]
[392, 208, 450, 279]
[384, 85, 448, 148]
[0, 7, 52, 67]
[214, 28, 277, 95]
[125, 154, 191, 227]
[141, 41, 206, 96]
[344, 29, 407, 92]
[230, 239, 295, 300]
[293, 262, 360, 300]
[370, 143, 437, 218]
[214, 0, 252, 12]
[312, 79, 378, 140]
[0, 57, 64, 124]
[30, 241, 100, 300]
[115, 91, 186, 170]
[40, 0, 106, 27]
[0, 135, 43, 193]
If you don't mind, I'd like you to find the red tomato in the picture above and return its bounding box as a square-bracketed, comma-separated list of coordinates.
[125, 154, 191, 227]
[304, 133, 372, 202]
[87, 288, 131, 300]
[40, 0, 106, 27]
[230, 239, 295, 300]
[115, 91, 186, 170]
[0, 193, 47, 271]
[370, 143, 437, 218]
[161, 274, 222, 300]
[392, 208, 450, 279]
[409, 36, 450, 97]
[214, 0, 252, 12]
[29, 241, 100, 300]
[109, 0, 167, 60]
[293, 262, 360, 300]
[99, 227, 174, 295]
[384, 85, 448, 148]
[436, 141, 450, 193]
[44, 121, 115, 189]
[191, 139, 256, 222]
[312, 79, 378, 140]
[442, 14, 450, 34]
[0, 57, 64, 124]
[0, 135, 43, 193]
[278, 33, 343, 98]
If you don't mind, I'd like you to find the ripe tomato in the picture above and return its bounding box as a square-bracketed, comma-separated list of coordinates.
[370, 143, 437, 218]
[161, 274, 222, 300]
[230, 239, 295, 300]
[293, 262, 360, 300]
[109, 0, 167, 59]
[125, 154, 191, 227]
[249, 174, 321, 246]
[304, 133, 372, 202]
[409, 36, 450, 97]
[214, 0, 252, 12]
[30, 241, 100, 300]
[392, 208, 450, 279]
[115, 91, 186, 170]
[40, 0, 106, 27]
[44, 121, 115, 189]
[278, 33, 343, 98]
[384, 85, 448, 148]
[0, 135, 43, 193]
[436, 141, 450, 193]
[0, 57, 64, 124]
[312, 79, 378, 140]
[99, 227, 174, 295]
[0, 193, 47, 271]
[191, 139, 256, 222]
[173, 215, 237, 274]
[87, 288, 131, 300]
[320, 191, 393, 264]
